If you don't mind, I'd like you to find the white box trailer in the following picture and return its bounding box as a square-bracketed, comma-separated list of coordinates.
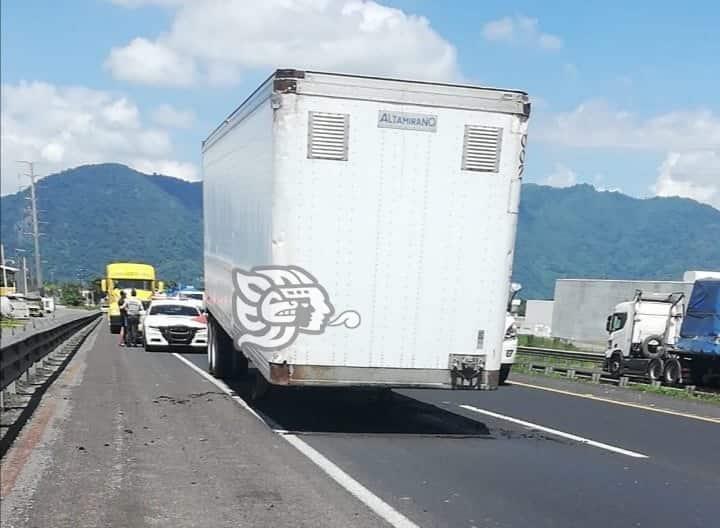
[202, 69, 531, 392]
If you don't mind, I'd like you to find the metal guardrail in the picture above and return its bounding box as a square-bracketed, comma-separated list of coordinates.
[0, 311, 102, 392]
[517, 346, 605, 366]
[516, 347, 719, 398]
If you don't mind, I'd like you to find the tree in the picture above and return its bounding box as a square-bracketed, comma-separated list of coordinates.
[60, 283, 84, 306]
[90, 277, 104, 300]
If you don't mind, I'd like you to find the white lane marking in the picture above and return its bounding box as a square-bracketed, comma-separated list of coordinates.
[171, 352, 420, 528]
[171, 353, 266, 423]
[284, 434, 420, 528]
[508, 380, 720, 425]
[459, 404, 648, 459]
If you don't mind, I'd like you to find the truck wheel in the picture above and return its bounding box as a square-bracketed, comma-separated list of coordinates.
[641, 335, 665, 359]
[646, 358, 664, 381]
[208, 318, 229, 377]
[499, 364, 512, 385]
[663, 358, 682, 386]
[608, 352, 624, 378]
[208, 317, 248, 378]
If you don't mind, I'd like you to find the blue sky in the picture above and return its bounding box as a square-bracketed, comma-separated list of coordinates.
[2, 0, 718, 208]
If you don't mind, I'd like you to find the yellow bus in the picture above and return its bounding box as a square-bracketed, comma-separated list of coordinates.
[101, 262, 164, 334]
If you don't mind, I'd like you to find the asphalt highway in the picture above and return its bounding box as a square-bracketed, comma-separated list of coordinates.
[2, 325, 718, 528]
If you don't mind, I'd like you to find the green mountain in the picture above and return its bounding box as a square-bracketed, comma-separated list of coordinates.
[0, 164, 203, 286]
[1, 164, 718, 298]
[515, 183, 720, 298]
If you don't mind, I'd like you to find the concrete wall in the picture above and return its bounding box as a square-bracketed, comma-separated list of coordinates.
[551, 279, 694, 345]
[519, 300, 554, 336]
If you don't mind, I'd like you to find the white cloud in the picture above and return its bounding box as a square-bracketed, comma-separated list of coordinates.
[536, 100, 720, 209]
[482, 15, 563, 50]
[106, 0, 459, 86]
[653, 151, 720, 209]
[544, 163, 577, 188]
[482, 17, 514, 41]
[152, 103, 195, 128]
[1, 81, 197, 195]
[536, 100, 720, 150]
[132, 159, 199, 181]
[105, 37, 196, 86]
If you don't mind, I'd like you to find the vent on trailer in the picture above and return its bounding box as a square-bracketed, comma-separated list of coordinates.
[307, 111, 349, 161]
[461, 125, 503, 172]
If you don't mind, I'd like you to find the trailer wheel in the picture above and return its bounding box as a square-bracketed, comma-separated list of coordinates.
[208, 317, 248, 379]
[641, 335, 665, 359]
[663, 358, 682, 386]
[646, 358, 664, 381]
[207, 321, 217, 373]
[608, 352, 624, 378]
[499, 364, 512, 385]
[208, 318, 229, 377]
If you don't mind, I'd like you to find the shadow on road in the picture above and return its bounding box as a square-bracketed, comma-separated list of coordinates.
[220, 369, 491, 438]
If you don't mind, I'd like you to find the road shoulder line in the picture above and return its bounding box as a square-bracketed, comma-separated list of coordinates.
[459, 404, 648, 459]
[508, 380, 720, 424]
[170, 353, 266, 423]
[284, 434, 420, 528]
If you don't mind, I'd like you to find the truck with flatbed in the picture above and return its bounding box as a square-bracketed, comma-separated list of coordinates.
[604, 279, 720, 386]
[202, 68, 531, 396]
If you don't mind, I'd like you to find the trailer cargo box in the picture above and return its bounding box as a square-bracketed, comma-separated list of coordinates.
[203, 69, 531, 391]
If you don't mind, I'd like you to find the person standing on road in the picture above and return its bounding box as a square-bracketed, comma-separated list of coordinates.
[118, 290, 128, 346]
[124, 289, 143, 347]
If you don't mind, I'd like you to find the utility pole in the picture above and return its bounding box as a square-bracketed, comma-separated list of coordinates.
[23, 256, 29, 293]
[15, 248, 28, 294]
[1, 243, 7, 291]
[18, 161, 44, 296]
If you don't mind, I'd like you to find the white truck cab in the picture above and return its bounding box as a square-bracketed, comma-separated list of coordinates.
[604, 291, 684, 378]
[42, 296, 55, 313]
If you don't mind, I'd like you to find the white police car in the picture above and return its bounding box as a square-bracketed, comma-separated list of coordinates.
[142, 299, 208, 351]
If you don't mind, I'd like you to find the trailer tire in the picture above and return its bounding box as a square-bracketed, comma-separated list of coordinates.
[647, 358, 664, 381]
[663, 358, 682, 386]
[208, 317, 245, 378]
[608, 352, 624, 378]
[499, 364, 512, 385]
